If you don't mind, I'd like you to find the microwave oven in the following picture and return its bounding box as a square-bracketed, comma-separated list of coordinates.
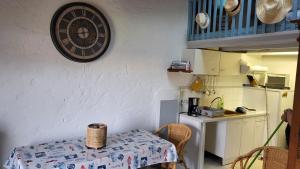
[260, 73, 290, 89]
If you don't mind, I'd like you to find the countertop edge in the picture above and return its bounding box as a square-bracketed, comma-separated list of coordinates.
[179, 111, 266, 123]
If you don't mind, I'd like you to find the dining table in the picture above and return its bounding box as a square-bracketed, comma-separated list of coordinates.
[4, 129, 177, 169]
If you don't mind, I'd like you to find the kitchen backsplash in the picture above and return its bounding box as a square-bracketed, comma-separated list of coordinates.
[180, 76, 244, 112]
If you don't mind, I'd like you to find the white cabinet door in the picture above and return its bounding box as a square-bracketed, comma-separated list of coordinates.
[254, 117, 266, 148]
[219, 52, 241, 75]
[240, 118, 256, 155]
[266, 91, 282, 146]
[205, 121, 226, 157]
[199, 50, 221, 75]
[182, 49, 220, 75]
[223, 119, 242, 165]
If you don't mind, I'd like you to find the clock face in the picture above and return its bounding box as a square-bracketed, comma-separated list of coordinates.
[50, 3, 111, 62]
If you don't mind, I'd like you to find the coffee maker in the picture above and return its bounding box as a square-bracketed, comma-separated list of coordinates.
[188, 97, 200, 116]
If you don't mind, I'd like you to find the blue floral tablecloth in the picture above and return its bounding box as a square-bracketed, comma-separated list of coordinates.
[4, 129, 177, 169]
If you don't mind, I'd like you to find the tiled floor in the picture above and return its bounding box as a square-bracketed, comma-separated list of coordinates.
[174, 157, 263, 169]
[144, 157, 263, 169]
[203, 157, 263, 169]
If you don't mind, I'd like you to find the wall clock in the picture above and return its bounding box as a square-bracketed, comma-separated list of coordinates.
[50, 2, 111, 62]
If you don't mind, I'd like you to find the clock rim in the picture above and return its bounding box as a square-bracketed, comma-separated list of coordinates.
[50, 2, 111, 63]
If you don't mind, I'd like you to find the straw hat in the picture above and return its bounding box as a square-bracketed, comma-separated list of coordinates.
[195, 12, 210, 29]
[256, 0, 292, 24]
[224, 0, 241, 16]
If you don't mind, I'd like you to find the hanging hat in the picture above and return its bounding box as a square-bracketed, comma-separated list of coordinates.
[256, 0, 292, 24]
[195, 12, 210, 29]
[224, 0, 241, 16]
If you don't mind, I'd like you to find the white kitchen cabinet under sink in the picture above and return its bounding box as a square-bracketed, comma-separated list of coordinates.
[179, 112, 266, 169]
[205, 116, 266, 165]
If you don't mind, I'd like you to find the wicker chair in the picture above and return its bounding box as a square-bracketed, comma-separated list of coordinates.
[230, 146, 288, 169]
[155, 123, 192, 169]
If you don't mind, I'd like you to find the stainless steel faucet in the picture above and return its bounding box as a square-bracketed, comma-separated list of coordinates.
[210, 97, 223, 109]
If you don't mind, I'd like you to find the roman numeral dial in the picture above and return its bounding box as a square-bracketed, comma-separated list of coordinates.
[50, 2, 111, 62]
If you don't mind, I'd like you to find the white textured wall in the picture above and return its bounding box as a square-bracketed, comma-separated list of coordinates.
[0, 0, 190, 163]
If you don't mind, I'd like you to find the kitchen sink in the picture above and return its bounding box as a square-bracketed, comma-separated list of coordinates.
[199, 106, 225, 117]
[199, 107, 245, 117]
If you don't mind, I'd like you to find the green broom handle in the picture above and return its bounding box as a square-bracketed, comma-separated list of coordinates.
[247, 120, 285, 169]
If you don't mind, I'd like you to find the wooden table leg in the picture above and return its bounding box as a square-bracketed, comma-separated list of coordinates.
[161, 162, 176, 169]
[167, 162, 176, 169]
[166, 163, 176, 169]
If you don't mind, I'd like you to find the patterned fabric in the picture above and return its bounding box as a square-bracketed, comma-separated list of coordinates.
[4, 129, 177, 169]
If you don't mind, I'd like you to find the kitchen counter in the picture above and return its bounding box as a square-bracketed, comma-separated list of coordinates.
[179, 111, 266, 169]
[180, 110, 266, 123]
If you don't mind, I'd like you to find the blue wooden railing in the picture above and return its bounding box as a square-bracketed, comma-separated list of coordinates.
[188, 0, 299, 41]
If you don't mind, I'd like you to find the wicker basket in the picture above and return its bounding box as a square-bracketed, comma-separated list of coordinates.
[86, 123, 107, 149]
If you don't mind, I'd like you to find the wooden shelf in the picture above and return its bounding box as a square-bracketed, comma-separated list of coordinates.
[167, 68, 192, 73]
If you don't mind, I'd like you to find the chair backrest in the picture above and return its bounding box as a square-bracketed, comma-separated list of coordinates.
[157, 123, 192, 156]
[263, 146, 288, 169]
[230, 146, 288, 169]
